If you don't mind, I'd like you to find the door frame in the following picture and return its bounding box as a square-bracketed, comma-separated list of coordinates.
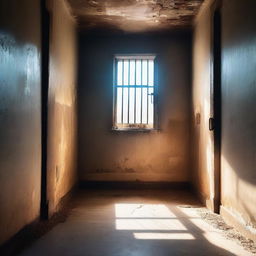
[40, 0, 50, 220]
[210, 0, 222, 213]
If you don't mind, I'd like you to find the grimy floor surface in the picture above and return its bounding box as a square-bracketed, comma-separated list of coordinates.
[19, 190, 252, 256]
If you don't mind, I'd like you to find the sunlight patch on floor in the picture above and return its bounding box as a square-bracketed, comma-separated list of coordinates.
[115, 203, 188, 239]
[116, 218, 187, 230]
[133, 232, 195, 240]
[115, 204, 176, 218]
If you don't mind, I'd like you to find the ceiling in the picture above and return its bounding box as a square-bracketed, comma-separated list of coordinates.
[67, 0, 205, 33]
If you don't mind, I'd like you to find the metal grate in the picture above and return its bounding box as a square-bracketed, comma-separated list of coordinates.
[113, 55, 156, 129]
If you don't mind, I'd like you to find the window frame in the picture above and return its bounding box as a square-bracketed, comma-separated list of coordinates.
[112, 54, 158, 132]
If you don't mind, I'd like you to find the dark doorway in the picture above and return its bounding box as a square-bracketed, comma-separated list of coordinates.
[212, 6, 222, 213]
[40, 0, 50, 220]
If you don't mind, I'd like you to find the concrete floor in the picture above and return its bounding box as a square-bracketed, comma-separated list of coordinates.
[19, 190, 252, 256]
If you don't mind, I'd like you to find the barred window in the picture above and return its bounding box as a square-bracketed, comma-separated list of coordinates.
[113, 55, 156, 130]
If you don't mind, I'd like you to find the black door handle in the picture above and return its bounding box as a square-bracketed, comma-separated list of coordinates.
[209, 117, 215, 131]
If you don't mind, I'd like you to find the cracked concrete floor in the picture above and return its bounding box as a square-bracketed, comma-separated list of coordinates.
[19, 190, 253, 256]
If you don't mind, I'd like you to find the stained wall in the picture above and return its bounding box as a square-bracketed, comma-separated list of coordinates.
[78, 32, 192, 182]
[46, 0, 78, 215]
[192, 0, 215, 209]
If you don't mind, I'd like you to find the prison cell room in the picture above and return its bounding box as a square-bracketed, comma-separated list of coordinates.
[0, 0, 256, 255]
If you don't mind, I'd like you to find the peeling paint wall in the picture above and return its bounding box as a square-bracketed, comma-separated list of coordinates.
[47, 0, 78, 215]
[0, 0, 42, 244]
[68, 0, 205, 32]
[78, 32, 192, 182]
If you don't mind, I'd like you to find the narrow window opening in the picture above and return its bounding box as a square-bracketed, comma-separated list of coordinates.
[113, 55, 156, 130]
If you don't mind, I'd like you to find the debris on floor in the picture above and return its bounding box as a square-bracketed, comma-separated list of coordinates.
[194, 207, 256, 255]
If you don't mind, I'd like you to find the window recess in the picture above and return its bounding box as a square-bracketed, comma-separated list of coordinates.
[113, 55, 157, 131]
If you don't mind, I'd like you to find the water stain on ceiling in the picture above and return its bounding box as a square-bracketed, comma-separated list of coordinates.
[67, 0, 205, 32]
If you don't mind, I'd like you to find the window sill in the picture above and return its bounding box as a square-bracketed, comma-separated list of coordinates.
[111, 127, 160, 133]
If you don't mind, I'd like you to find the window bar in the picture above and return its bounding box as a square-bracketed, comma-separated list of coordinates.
[115, 60, 118, 125]
[147, 59, 149, 124]
[128, 60, 130, 124]
[153, 60, 156, 128]
[140, 59, 143, 124]
[121, 60, 124, 124]
[117, 85, 148, 88]
[134, 59, 136, 124]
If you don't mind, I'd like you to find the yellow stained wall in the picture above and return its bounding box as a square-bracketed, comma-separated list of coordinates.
[47, 0, 77, 215]
[192, 0, 215, 210]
